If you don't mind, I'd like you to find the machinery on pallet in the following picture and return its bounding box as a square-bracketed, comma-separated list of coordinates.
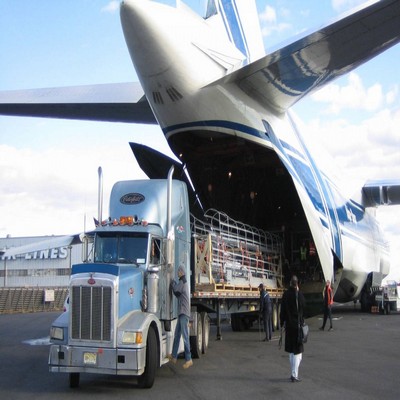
[190, 209, 284, 333]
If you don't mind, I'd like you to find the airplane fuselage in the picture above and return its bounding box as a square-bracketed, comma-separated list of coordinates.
[120, 0, 390, 303]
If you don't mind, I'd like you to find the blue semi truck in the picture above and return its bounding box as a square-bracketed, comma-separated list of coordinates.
[48, 167, 283, 388]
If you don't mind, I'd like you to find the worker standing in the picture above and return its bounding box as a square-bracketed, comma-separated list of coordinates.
[319, 280, 333, 331]
[168, 266, 193, 369]
[259, 283, 272, 341]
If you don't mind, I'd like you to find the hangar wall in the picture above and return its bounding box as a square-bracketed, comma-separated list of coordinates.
[0, 235, 82, 287]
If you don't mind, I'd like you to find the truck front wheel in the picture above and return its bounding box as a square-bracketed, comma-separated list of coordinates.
[137, 326, 157, 389]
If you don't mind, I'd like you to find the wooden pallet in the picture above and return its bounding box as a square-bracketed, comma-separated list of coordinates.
[194, 282, 284, 297]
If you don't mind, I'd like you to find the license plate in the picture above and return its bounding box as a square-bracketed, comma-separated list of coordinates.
[83, 352, 97, 365]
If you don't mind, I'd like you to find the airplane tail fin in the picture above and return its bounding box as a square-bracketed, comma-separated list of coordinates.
[204, 0, 265, 63]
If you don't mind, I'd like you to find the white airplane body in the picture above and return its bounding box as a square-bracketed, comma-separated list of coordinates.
[1, 0, 400, 307]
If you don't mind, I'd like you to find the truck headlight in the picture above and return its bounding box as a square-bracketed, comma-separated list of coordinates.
[121, 331, 143, 345]
[50, 326, 64, 341]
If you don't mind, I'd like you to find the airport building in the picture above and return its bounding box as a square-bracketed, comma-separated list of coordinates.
[0, 235, 82, 287]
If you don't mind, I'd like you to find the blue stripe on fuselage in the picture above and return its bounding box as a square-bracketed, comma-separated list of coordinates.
[289, 155, 325, 216]
[288, 116, 342, 261]
[219, 0, 249, 60]
[264, 117, 342, 261]
[163, 119, 268, 141]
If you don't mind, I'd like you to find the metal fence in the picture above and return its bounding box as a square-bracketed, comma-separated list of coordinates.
[0, 287, 68, 314]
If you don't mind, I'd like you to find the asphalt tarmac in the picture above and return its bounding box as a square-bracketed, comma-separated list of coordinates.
[0, 306, 399, 400]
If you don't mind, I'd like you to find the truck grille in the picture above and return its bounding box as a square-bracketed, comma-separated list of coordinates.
[71, 286, 112, 341]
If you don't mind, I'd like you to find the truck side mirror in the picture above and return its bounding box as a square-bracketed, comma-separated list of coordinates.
[81, 235, 94, 263]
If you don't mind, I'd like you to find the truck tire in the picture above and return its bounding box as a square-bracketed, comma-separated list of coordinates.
[137, 326, 157, 389]
[190, 313, 203, 359]
[201, 312, 210, 354]
[231, 314, 244, 332]
[69, 372, 80, 388]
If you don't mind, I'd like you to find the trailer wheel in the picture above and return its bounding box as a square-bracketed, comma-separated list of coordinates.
[69, 372, 80, 388]
[190, 313, 203, 359]
[137, 326, 157, 389]
[201, 312, 210, 354]
[231, 314, 244, 332]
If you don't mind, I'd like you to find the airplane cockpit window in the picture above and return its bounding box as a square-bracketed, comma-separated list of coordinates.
[94, 233, 148, 265]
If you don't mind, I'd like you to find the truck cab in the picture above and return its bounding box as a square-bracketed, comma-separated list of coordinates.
[49, 175, 191, 388]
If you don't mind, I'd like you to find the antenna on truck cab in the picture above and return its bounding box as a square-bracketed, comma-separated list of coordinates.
[98, 166, 103, 226]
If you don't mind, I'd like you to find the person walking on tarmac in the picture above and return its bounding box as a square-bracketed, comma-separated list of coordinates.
[280, 275, 306, 382]
[259, 283, 272, 341]
[319, 280, 334, 331]
[168, 266, 193, 369]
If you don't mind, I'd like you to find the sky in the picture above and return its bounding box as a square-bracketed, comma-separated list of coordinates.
[0, 0, 399, 280]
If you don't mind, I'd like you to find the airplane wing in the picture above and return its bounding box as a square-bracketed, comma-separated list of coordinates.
[363, 179, 400, 207]
[1, 2, 398, 122]
[0, 82, 157, 123]
[212, 0, 400, 114]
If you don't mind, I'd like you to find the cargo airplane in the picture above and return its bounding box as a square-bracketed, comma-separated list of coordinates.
[1, 0, 400, 310]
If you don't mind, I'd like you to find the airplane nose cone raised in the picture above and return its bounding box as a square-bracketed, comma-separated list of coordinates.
[120, 0, 179, 78]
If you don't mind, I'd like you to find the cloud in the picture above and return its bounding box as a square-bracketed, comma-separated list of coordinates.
[0, 141, 148, 237]
[386, 85, 399, 105]
[259, 4, 277, 23]
[303, 109, 400, 186]
[311, 72, 385, 114]
[259, 5, 291, 37]
[101, 1, 120, 14]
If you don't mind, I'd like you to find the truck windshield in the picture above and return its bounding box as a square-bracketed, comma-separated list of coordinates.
[94, 233, 148, 265]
